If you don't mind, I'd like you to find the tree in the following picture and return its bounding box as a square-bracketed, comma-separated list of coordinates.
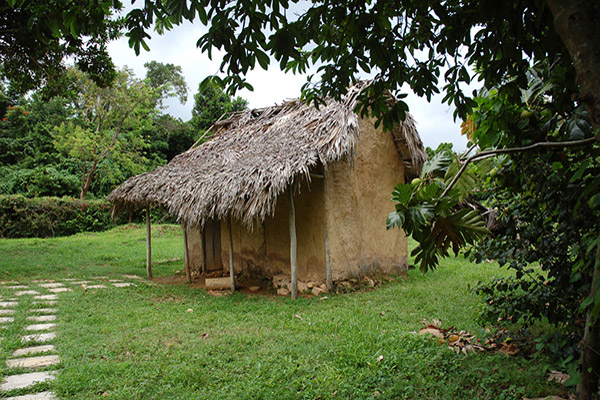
[425, 142, 454, 160]
[190, 79, 248, 132]
[0, 0, 122, 92]
[144, 61, 188, 107]
[53, 67, 158, 200]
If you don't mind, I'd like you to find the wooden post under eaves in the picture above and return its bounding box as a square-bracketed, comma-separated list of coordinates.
[201, 226, 207, 274]
[182, 224, 192, 283]
[145, 207, 152, 279]
[323, 170, 333, 291]
[228, 216, 235, 291]
[289, 187, 298, 300]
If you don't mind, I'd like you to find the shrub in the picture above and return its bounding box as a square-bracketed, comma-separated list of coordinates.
[0, 166, 79, 197]
[0, 195, 175, 238]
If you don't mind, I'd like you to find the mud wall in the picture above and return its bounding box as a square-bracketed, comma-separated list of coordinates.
[220, 178, 327, 282]
[325, 117, 408, 280]
[185, 225, 203, 275]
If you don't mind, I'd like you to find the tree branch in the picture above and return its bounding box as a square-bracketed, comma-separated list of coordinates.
[440, 137, 598, 200]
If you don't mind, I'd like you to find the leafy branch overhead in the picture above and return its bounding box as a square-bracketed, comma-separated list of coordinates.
[387, 152, 489, 272]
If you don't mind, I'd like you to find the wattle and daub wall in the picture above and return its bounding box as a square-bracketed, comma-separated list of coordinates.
[185, 117, 408, 283]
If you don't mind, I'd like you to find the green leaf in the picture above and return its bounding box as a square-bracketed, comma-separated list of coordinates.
[569, 159, 590, 183]
[255, 50, 270, 70]
[386, 211, 404, 230]
[390, 183, 413, 205]
[588, 193, 600, 209]
[421, 152, 452, 179]
[444, 160, 476, 201]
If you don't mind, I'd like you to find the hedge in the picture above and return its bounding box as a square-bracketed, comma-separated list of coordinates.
[0, 195, 175, 238]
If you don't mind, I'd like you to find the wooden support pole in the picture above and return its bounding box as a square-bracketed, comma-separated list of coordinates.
[182, 224, 191, 283]
[289, 188, 298, 300]
[323, 171, 333, 291]
[201, 225, 206, 274]
[228, 216, 235, 291]
[145, 207, 152, 279]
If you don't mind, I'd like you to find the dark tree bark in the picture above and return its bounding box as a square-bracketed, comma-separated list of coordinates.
[547, 1, 600, 398]
[578, 258, 600, 400]
[547, 0, 600, 130]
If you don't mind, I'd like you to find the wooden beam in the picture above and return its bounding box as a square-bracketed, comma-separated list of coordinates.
[145, 207, 152, 279]
[323, 171, 333, 291]
[182, 224, 191, 283]
[289, 187, 298, 300]
[228, 216, 235, 291]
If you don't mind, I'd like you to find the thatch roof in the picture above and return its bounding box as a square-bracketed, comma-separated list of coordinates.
[108, 82, 427, 227]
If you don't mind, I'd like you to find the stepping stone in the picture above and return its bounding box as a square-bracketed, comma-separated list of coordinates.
[63, 278, 77, 281]
[6, 285, 28, 289]
[12, 345, 55, 357]
[91, 276, 108, 280]
[47, 288, 71, 293]
[15, 291, 40, 296]
[31, 309, 57, 314]
[6, 355, 60, 369]
[32, 301, 57, 306]
[37, 283, 64, 289]
[0, 309, 15, 315]
[108, 279, 122, 282]
[33, 295, 58, 301]
[21, 333, 56, 344]
[26, 316, 56, 322]
[25, 324, 56, 332]
[112, 282, 135, 288]
[123, 275, 143, 280]
[0, 302, 18, 307]
[4, 391, 57, 400]
[82, 284, 106, 289]
[0, 317, 14, 323]
[0, 371, 56, 391]
[68, 281, 90, 285]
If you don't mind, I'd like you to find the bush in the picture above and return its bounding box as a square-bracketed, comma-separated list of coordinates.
[0, 195, 176, 238]
[0, 166, 79, 197]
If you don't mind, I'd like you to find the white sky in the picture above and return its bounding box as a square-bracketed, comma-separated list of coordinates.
[107, 19, 469, 151]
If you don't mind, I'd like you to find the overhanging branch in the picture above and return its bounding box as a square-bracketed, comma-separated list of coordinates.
[441, 137, 598, 200]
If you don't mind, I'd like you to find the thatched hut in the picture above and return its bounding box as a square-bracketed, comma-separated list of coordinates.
[108, 83, 427, 298]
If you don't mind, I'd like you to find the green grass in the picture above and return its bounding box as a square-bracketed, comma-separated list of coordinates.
[0, 225, 566, 399]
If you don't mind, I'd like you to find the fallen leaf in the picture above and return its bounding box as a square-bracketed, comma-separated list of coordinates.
[448, 334, 460, 344]
[418, 327, 444, 339]
[377, 355, 383, 362]
[548, 370, 570, 385]
[201, 333, 208, 339]
[498, 343, 519, 356]
[294, 314, 303, 320]
[186, 308, 193, 313]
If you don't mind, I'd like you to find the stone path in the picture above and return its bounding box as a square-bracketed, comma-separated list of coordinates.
[0, 276, 139, 399]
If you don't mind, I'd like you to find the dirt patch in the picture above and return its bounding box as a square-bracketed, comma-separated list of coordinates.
[153, 272, 276, 296]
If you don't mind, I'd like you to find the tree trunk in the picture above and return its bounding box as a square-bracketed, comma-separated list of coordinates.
[79, 160, 100, 200]
[546, 2, 600, 398]
[547, 0, 600, 131]
[577, 246, 600, 400]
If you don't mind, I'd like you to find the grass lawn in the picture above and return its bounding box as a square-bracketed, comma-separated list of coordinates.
[0, 225, 566, 399]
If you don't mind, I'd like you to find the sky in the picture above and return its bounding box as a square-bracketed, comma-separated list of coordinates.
[107, 19, 469, 152]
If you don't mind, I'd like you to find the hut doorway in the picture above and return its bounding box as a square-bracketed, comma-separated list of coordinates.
[203, 218, 223, 272]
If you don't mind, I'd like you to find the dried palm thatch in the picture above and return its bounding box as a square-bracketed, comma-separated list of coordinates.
[108, 82, 427, 227]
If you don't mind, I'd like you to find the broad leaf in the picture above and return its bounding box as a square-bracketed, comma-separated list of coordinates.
[420, 152, 452, 179]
